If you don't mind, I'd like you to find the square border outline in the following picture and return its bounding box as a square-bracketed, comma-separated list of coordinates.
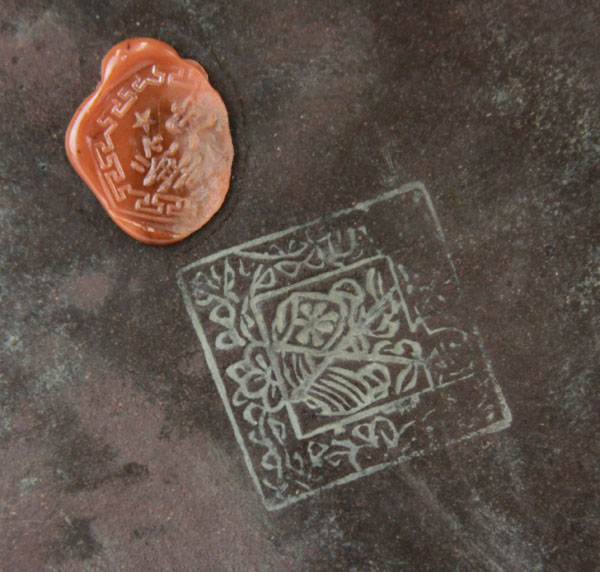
[176, 182, 513, 510]
[251, 254, 436, 441]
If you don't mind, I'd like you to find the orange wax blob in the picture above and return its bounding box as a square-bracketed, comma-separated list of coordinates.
[65, 38, 234, 245]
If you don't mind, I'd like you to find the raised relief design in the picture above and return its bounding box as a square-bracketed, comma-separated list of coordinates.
[66, 38, 234, 244]
[92, 66, 215, 220]
[178, 183, 512, 510]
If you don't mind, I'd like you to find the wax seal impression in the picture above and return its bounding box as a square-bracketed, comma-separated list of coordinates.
[66, 38, 234, 245]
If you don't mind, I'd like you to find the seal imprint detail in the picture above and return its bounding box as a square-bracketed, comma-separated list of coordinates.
[65, 38, 234, 244]
[177, 182, 512, 510]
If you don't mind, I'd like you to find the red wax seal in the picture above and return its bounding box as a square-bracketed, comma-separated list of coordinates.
[66, 38, 234, 245]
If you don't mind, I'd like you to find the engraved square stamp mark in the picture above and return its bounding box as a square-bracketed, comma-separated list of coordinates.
[177, 182, 512, 510]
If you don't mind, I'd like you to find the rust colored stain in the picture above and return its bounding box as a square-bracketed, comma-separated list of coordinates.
[65, 38, 234, 245]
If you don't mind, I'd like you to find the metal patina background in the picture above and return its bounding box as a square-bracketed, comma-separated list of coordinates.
[1, 1, 598, 570]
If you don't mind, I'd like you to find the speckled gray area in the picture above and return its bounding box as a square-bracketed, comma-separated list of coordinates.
[1, 1, 598, 570]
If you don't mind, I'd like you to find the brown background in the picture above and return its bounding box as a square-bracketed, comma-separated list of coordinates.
[1, 1, 598, 570]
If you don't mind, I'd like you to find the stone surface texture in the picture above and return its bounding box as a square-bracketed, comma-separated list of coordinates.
[0, 1, 598, 570]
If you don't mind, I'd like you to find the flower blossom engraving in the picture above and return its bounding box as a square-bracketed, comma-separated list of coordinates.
[226, 344, 284, 413]
[294, 301, 340, 347]
[178, 185, 512, 510]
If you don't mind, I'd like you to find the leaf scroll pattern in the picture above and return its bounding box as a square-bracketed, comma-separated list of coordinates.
[179, 184, 511, 509]
[184, 224, 480, 506]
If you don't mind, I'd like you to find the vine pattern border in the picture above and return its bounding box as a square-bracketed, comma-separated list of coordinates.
[177, 183, 512, 510]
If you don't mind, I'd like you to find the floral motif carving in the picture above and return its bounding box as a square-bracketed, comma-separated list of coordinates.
[178, 184, 511, 509]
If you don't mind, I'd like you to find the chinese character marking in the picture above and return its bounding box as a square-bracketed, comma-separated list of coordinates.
[129, 102, 217, 196]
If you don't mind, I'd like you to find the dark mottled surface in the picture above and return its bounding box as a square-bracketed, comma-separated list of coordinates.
[1, 1, 598, 570]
